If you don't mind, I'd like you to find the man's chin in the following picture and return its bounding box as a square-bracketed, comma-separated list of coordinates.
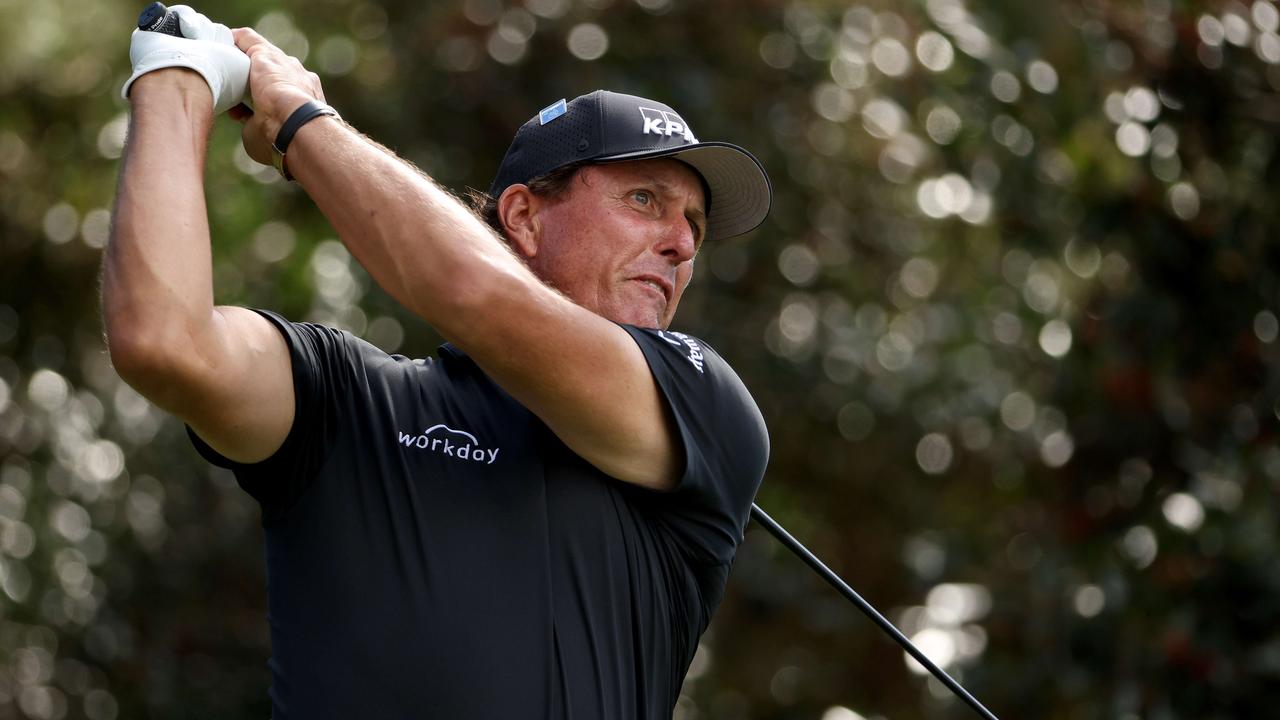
[613, 298, 668, 329]
[626, 314, 664, 330]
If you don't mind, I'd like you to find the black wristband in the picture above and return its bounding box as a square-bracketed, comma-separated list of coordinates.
[271, 100, 339, 181]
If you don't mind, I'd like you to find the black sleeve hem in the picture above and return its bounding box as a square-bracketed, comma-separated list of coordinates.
[617, 324, 770, 567]
[184, 309, 334, 517]
[617, 326, 700, 497]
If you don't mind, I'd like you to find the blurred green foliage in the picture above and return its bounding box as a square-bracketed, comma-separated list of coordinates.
[2, 0, 1280, 718]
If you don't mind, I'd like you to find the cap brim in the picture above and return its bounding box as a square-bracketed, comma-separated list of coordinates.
[595, 142, 772, 242]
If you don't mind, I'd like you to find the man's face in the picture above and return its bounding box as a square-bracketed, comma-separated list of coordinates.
[522, 158, 707, 329]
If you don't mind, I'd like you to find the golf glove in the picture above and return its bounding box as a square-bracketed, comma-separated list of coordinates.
[121, 5, 249, 114]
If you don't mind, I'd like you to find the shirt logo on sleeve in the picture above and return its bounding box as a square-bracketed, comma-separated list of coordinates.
[658, 331, 705, 374]
[397, 424, 501, 465]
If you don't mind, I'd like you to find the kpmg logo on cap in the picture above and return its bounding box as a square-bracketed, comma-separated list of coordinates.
[639, 107, 698, 143]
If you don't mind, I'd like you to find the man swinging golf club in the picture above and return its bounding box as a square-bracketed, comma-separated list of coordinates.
[103, 5, 771, 717]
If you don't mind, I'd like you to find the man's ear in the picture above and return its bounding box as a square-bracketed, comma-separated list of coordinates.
[497, 185, 540, 259]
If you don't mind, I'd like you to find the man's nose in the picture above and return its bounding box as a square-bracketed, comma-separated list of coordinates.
[656, 214, 697, 263]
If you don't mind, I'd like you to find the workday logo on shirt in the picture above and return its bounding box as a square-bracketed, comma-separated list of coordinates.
[397, 424, 501, 465]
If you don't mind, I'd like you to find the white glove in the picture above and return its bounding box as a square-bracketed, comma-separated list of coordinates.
[121, 5, 250, 115]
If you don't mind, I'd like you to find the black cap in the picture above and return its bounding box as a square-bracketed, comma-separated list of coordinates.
[489, 90, 772, 242]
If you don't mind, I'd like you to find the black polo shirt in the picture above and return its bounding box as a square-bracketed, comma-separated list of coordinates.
[189, 310, 769, 719]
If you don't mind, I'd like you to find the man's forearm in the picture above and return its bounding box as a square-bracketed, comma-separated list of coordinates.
[103, 72, 218, 385]
[231, 23, 682, 488]
[276, 118, 681, 486]
[284, 117, 551, 348]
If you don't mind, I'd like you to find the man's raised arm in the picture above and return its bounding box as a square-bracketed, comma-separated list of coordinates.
[103, 21, 295, 465]
[232, 29, 685, 490]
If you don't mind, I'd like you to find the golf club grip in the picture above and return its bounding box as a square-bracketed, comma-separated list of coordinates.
[138, 2, 183, 37]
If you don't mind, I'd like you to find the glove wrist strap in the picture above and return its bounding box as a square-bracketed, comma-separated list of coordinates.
[271, 100, 340, 181]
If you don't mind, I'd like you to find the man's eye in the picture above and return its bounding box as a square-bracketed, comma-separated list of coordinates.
[631, 190, 652, 205]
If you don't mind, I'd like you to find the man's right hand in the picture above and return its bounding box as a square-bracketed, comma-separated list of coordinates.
[122, 4, 249, 114]
[229, 28, 329, 168]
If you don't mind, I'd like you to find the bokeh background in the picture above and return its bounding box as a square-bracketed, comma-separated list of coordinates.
[3, 0, 1280, 717]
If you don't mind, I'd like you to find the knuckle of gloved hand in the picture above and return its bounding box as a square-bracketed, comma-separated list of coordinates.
[174, 12, 209, 37]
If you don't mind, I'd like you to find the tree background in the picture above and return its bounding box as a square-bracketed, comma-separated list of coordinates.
[2, 0, 1279, 717]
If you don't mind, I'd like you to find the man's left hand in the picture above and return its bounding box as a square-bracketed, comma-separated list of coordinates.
[123, 5, 250, 115]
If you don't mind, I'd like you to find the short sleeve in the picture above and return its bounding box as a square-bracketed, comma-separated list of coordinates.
[620, 325, 770, 566]
[186, 309, 359, 521]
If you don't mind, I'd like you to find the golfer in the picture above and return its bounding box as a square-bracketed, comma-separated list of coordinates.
[103, 6, 772, 718]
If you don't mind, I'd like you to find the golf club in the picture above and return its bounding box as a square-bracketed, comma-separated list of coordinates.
[750, 503, 1000, 720]
[138, 2, 182, 36]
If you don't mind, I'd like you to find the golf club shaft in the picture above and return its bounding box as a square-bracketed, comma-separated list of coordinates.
[749, 503, 1000, 720]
